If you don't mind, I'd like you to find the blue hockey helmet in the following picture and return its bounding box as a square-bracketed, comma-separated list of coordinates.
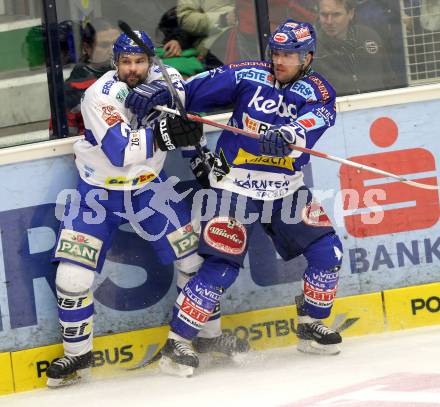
[268, 19, 316, 56]
[112, 30, 154, 63]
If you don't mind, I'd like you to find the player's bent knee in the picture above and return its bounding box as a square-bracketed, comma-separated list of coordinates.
[304, 232, 343, 270]
[198, 256, 240, 290]
[175, 252, 204, 275]
[175, 253, 204, 291]
[56, 262, 95, 294]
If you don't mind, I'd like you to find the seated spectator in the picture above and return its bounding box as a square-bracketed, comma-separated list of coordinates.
[63, 18, 119, 135]
[156, 6, 206, 76]
[158, 6, 200, 57]
[313, 0, 399, 96]
[176, 0, 236, 68]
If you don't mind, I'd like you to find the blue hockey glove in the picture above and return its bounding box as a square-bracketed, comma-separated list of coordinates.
[125, 80, 172, 118]
[258, 124, 305, 157]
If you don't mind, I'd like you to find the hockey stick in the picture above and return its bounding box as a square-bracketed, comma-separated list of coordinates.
[117, 20, 205, 158]
[155, 105, 439, 191]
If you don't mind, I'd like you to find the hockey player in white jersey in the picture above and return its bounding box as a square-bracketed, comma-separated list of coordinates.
[46, 30, 206, 387]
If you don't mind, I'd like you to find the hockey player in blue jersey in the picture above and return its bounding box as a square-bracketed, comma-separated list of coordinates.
[45, 30, 208, 387]
[126, 19, 344, 375]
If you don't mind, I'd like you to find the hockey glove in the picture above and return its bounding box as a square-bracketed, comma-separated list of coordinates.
[190, 148, 230, 187]
[125, 80, 172, 118]
[258, 123, 305, 157]
[154, 116, 203, 151]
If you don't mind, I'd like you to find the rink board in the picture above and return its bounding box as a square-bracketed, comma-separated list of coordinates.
[0, 290, 385, 394]
[0, 81, 440, 396]
[221, 291, 384, 350]
[383, 282, 440, 331]
[2, 93, 440, 357]
[0, 353, 14, 395]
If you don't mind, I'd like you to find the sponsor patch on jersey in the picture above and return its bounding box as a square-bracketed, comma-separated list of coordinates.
[273, 33, 289, 43]
[233, 148, 294, 171]
[365, 40, 379, 54]
[233, 175, 291, 199]
[285, 22, 299, 29]
[296, 112, 326, 130]
[102, 80, 115, 95]
[307, 75, 331, 102]
[203, 217, 247, 255]
[209, 66, 226, 77]
[235, 68, 274, 86]
[178, 296, 210, 327]
[229, 61, 271, 69]
[304, 281, 336, 308]
[248, 86, 298, 118]
[104, 172, 156, 187]
[301, 201, 333, 227]
[293, 27, 311, 42]
[167, 222, 199, 258]
[101, 105, 123, 126]
[116, 88, 129, 103]
[242, 112, 271, 134]
[55, 230, 103, 268]
[290, 80, 317, 101]
[315, 106, 335, 126]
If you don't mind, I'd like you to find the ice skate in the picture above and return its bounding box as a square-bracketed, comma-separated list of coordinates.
[296, 318, 342, 355]
[46, 351, 93, 388]
[159, 336, 199, 377]
[193, 332, 250, 362]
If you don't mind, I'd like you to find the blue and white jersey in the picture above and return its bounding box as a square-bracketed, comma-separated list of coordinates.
[185, 61, 337, 200]
[76, 64, 185, 190]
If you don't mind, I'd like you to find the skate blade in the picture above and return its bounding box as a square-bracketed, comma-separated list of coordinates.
[297, 340, 341, 355]
[159, 356, 195, 378]
[46, 368, 91, 388]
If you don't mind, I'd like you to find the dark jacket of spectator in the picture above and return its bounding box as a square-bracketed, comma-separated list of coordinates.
[314, 24, 399, 95]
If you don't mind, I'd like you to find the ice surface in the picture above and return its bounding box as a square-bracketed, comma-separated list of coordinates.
[2, 325, 440, 407]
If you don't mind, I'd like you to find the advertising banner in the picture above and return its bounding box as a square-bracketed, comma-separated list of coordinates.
[0, 98, 439, 353]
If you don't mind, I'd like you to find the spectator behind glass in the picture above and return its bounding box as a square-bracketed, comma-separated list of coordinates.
[313, 0, 398, 96]
[63, 18, 120, 136]
[176, 0, 236, 68]
[158, 6, 199, 57]
[355, 0, 407, 87]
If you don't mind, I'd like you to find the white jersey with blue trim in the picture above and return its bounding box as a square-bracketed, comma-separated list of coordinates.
[75, 65, 185, 190]
[184, 61, 337, 200]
